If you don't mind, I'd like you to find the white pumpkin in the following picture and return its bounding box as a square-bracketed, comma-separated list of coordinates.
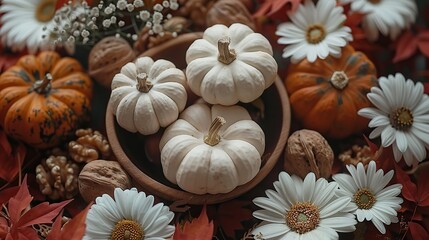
[110, 57, 187, 135]
[185, 23, 277, 106]
[159, 103, 265, 194]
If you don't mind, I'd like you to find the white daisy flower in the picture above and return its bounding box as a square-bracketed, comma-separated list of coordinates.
[252, 172, 357, 240]
[84, 188, 175, 240]
[344, 0, 417, 41]
[0, 0, 56, 53]
[333, 161, 403, 234]
[275, 0, 352, 63]
[358, 73, 429, 166]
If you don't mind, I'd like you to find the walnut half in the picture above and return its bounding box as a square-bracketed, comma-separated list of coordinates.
[68, 128, 112, 163]
[35, 155, 80, 200]
[284, 129, 334, 179]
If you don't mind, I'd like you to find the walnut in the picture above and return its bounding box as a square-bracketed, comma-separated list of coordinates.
[78, 160, 132, 203]
[339, 145, 374, 167]
[68, 129, 112, 163]
[177, 0, 217, 28]
[284, 129, 334, 179]
[35, 155, 80, 200]
[88, 36, 135, 88]
[206, 0, 256, 30]
[134, 17, 190, 53]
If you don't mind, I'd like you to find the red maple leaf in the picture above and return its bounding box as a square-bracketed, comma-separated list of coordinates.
[393, 28, 429, 63]
[173, 205, 214, 240]
[409, 222, 429, 239]
[254, 0, 302, 19]
[47, 203, 92, 240]
[0, 175, 72, 239]
[394, 163, 417, 203]
[216, 200, 253, 239]
[0, 129, 27, 184]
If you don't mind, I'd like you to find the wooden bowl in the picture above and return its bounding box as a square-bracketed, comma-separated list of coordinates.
[106, 33, 291, 205]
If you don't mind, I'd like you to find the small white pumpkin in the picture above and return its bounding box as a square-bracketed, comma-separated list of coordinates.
[185, 23, 277, 106]
[159, 102, 265, 194]
[110, 57, 187, 135]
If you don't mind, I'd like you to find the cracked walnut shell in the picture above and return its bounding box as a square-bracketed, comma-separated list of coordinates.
[36, 155, 80, 200]
[78, 160, 132, 203]
[88, 36, 135, 88]
[284, 129, 334, 179]
[68, 128, 112, 163]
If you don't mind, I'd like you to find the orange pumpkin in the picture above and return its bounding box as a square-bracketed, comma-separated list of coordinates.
[0, 51, 93, 148]
[285, 45, 377, 139]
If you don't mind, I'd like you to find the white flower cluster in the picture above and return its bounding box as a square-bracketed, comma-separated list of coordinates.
[43, 0, 179, 53]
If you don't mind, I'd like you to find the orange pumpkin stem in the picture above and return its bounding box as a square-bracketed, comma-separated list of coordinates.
[218, 37, 236, 65]
[330, 71, 349, 90]
[33, 73, 53, 94]
[204, 116, 226, 146]
[136, 73, 153, 93]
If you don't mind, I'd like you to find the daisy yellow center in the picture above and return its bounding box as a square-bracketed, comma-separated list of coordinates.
[286, 202, 320, 234]
[306, 25, 326, 44]
[354, 188, 376, 210]
[391, 107, 413, 130]
[36, 0, 57, 22]
[111, 219, 144, 240]
[330, 71, 349, 90]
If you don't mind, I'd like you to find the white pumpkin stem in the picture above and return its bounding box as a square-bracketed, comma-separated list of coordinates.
[218, 37, 236, 65]
[33, 73, 52, 94]
[136, 73, 153, 93]
[204, 116, 226, 146]
[330, 71, 349, 90]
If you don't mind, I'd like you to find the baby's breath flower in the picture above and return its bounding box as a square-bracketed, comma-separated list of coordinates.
[118, 20, 125, 27]
[152, 23, 163, 34]
[170, 2, 179, 10]
[117, 0, 127, 10]
[153, 12, 163, 21]
[162, 0, 170, 8]
[153, 4, 163, 11]
[102, 19, 111, 28]
[140, 10, 150, 21]
[134, 0, 144, 8]
[104, 6, 113, 15]
[127, 3, 135, 12]
[81, 29, 90, 38]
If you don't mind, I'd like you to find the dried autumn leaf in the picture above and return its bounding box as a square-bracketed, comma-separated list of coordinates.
[1, 175, 72, 239]
[409, 222, 429, 239]
[173, 205, 214, 240]
[416, 171, 429, 207]
[216, 200, 253, 239]
[393, 30, 418, 63]
[47, 203, 92, 240]
[254, 0, 302, 18]
[418, 30, 429, 57]
[0, 186, 19, 207]
[0, 129, 27, 183]
[424, 82, 429, 94]
[394, 163, 417, 203]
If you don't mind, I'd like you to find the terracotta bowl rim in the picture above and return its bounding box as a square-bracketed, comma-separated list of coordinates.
[105, 32, 291, 205]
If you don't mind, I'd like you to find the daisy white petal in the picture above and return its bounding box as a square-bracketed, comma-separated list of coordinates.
[276, 0, 352, 63]
[359, 73, 429, 165]
[333, 161, 403, 234]
[348, 0, 417, 41]
[85, 188, 175, 240]
[0, 0, 56, 53]
[252, 171, 356, 239]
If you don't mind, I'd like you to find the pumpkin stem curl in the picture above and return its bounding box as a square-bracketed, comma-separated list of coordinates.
[204, 116, 226, 146]
[330, 71, 349, 90]
[218, 37, 236, 65]
[136, 73, 153, 93]
[33, 73, 53, 94]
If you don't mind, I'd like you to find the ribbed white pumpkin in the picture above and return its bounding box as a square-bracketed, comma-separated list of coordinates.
[185, 23, 277, 106]
[159, 103, 265, 194]
[110, 57, 187, 135]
